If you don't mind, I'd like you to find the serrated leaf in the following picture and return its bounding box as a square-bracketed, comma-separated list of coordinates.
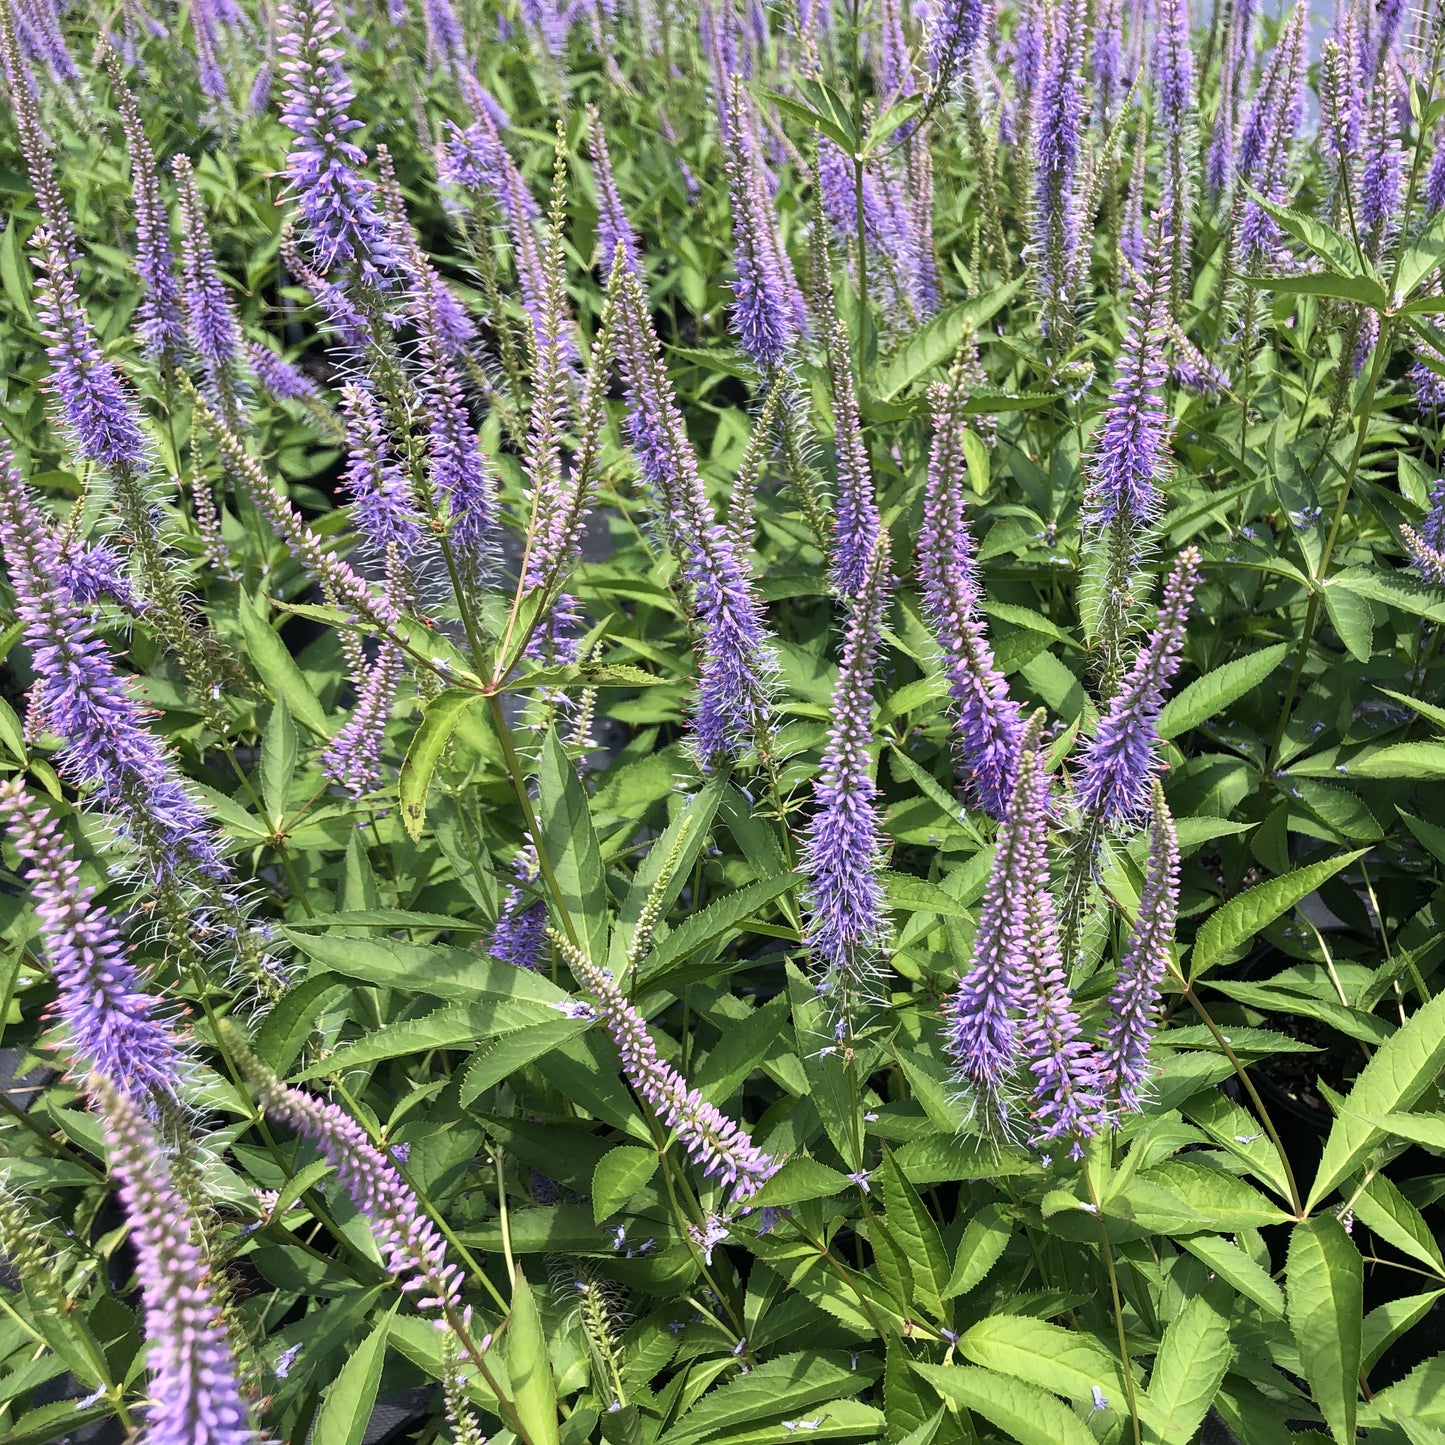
[875, 279, 1024, 398]
[311, 1307, 394, 1445]
[639, 872, 799, 986]
[1334, 568, 1445, 625]
[659, 1350, 880, 1445]
[1286, 1216, 1362, 1445]
[959, 1316, 1130, 1410]
[1157, 644, 1291, 739]
[261, 692, 298, 826]
[943, 1202, 1012, 1298]
[747, 1156, 851, 1208]
[1244, 271, 1390, 306]
[1146, 1297, 1233, 1442]
[1189, 849, 1370, 980]
[238, 592, 328, 734]
[1308, 990, 1445, 1208]
[1352, 1173, 1445, 1275]
[457, 1015, 593, 1105]
[879, 1150, 949, 1318]
[1348, 742, 1445, 779]
[1176, 1234, 1284, 1317]
[508, 1270, 561, 1445]
[911, 1363, 1094, 1445]
[538, 729, 609, 963]
[397, 687, 484, 842]
[592, 1146, 659, 1221]
[1321, 582, 1373, 663]
[1363, 1291, 1445, 1372]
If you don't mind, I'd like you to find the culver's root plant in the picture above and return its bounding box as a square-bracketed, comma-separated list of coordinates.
[3, 2, 1445, 1443]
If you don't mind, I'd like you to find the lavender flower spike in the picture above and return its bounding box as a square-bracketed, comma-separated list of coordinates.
[585, 106, 642, 281]
[490, 848, 548, 972]
[723, 76, 806, 371]
[827, 316, 880, 597]
[0, 451, 232, 891]
[320, 644, 404, 798]
[1013, 798, 1103, 1157]
[1031, 0, 1086, 327]
[555, 934, 780, 1210]
[226, 1026, 464, 1315]
[1074, 547, 1201, 829]
[93, 1074, 261, 1443]
[928, 0, 986, 78]
[918, 375, 1024, 819]
[802, 536, 895, 1022]
[612, 267, 779, 767]
[111, 63, 185, 363]
[173, 155, 248, 410]
[944, 714, 1049, 1133]
[1097, 783, 1180, 1115]
[0, 784, 186, 1106]
[1, 29, 147, 472]
[276, 0, 398, 286]
[1083, 224, 1174, 532]
[1403, 480, 1445, 583]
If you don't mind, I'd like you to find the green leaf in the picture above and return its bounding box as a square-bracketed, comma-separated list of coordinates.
[457, 1015, 593, 1105]
[639, 872, 799, 986]
[959, 1316, 1129, 1410]
[1189, 849, 1370, 980]
[538, 729, 609, 964]
[310, 1307, 394, 1445]
[1321, 582, 1374, 663]
[1286, 1216, 1363, 1445]
[261, 692, 298, 827]
[1140, 1160, 1291, 1229]
[910, 1363, 1095, 1445]
[238, 592, 328, 734]
[943, 1202, 1012, 1298]
[1176, 1235, 1284, 1317]
[0, 696, 25, 762]
[1351, 1173, 1445, 1276]
[1363, 1291, 1445, 1372]
[252, 974, 347, 1075]
[747, 1156, 852, 1208]
[1361, 1355, 1445, 1430]
[1364, 1109, 1445, 1152]
[291, 999, 560, 1080]
[1308, 990, 1445, 1208]
[1348, 742, 1445, 779]
[1244, 271, 1390, 307]
[879, 1150, 949, 1318]
[875, 279, 1024, 399]
[507, 1270, 561, 1445]
[1157, 644, 1291, 740]
[591, 1146, 658, 1222]
[659, 1350, 880, 1445]
[397, 688, 483, 842]
[1333, 568, 1445, 626]
[1146, 1297, 1233, 1442]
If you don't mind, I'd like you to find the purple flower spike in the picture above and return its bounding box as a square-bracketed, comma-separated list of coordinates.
[557, 936, 780, 1210]
[2, 32, 146, 472]
[827, 317, 880, 597]
[1097, 786, 1180, 1115]
[928, 0, 986, 77]
[93, 1076, 261, 1443]
[490, 848, 548, 972]
[1359, 63, 1404, 246]
[1013, 792, 1102, 1156]
[0, 784, 186, 1107]
[1404, 480, 1445, 583]
[1031, 1, 1086, 323]
[247, 342, 322, 405]
[320, 644, 404, 798]
[802, 536, 895, 1021]
[231, 1034, 464, 1316]
[173, 155, 247, 406]
[112, 67, 185, 363]
[586, 107, 642, 281]
[723, 77, 806, 371]
[918, 380, 1024, 819]
[944, 717, 1050, 1133]
[613, 268, 778, 768]
[338, 383, 425, 568]
[1152, 0, 1192, 132]
[276, 0, 398, 286]
[1084, 223, 1173, 532]
[1093, 0, 1125, 123]
[0, 452, 233, 892]
[1074, 548, 1200, 829]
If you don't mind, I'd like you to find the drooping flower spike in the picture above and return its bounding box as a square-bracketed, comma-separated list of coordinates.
[918, 370, 1024, 820]
[1073, 548, 1201, 830]
[93, 1074, 262, 1444]
[226, 1025, 465, 1316]
[1096, 782, 1181, 1115]
[554, 933, 780, 1211]
[0, 783, 187, 1108]
[802, 534, 895, 1026]
[826, 315, 880, 597]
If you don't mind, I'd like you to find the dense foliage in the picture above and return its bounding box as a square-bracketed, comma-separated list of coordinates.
[3, 1, 1445, 1442]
